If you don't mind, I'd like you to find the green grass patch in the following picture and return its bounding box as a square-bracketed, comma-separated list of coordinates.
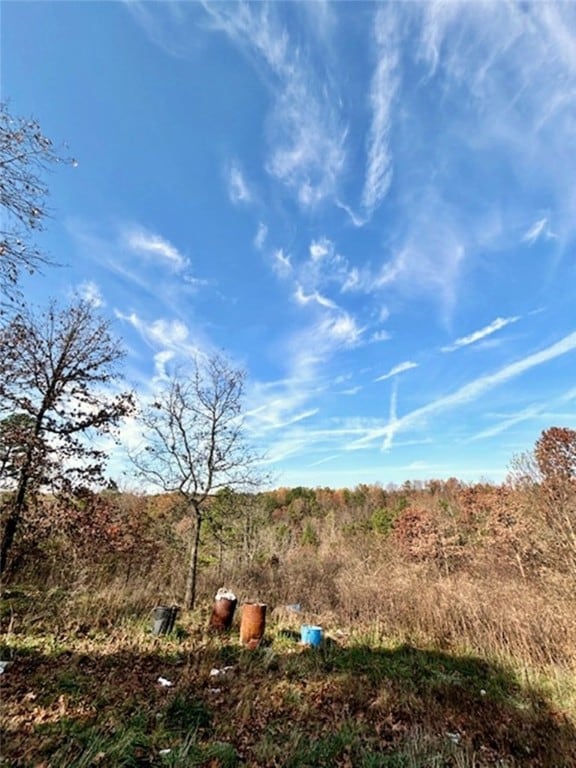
[2, 593, 575, 767]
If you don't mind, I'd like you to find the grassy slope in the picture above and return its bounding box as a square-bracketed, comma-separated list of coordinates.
[1, 592, 575, 768]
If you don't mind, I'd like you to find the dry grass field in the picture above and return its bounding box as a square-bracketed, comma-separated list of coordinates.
[2, 477, 576, 766]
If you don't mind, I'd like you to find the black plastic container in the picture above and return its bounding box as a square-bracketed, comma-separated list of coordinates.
[152, 605, 179, 635]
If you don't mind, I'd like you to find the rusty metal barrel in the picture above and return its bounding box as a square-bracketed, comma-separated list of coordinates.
[208, 589, 237, 632]
[240, 602, 267, 649]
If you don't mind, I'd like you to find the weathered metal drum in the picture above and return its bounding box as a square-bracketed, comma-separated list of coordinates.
[209, 589, 237, 632]
[240, 602, 267, 648]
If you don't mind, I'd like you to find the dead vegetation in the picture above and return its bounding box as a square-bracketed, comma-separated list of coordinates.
[2, 443, 576, 765]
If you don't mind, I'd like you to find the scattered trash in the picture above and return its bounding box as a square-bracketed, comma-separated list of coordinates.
[159, 748, 172, 756]
[285, 603, 301, 613]
[446, 732, 461, 745]
[209, 687, 222, 694]
[157, 676, 174, 687]
[215, 588, 237, 601]
[209, 666, 235, 678]
[480, 688, 487, 696]
[209, 588, 237, 632]
[0, 661, 10, 674]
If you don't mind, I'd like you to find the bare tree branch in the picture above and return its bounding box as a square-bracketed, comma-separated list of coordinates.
[0, 102, 75, 307]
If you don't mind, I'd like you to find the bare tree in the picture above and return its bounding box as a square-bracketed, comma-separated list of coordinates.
[0, 299, 134, 573]
[0, 102, 74, 304]
[131, 354, 264, 610]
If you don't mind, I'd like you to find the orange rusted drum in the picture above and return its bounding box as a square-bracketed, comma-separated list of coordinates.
[240, 602, 267, 649]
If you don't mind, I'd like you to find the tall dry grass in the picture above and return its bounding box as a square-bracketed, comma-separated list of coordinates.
[3, 481, 575, 697]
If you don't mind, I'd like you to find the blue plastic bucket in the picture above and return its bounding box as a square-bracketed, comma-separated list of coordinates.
[301, 625, 323, 647]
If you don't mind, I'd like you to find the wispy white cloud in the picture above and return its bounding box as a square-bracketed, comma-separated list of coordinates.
[127, 2, 347, 209]
[117, 311, 187, 346]
[295, 236, 361, 305]
[309, 237, 331, 261]
[341, 193, 468, 319]
[246, 302, 364, 454]
[522, 217, 556, 246]
[288, 309, 363, 370]
[353, 330, 576, 451]
[122, 1, 204, 60]
[469, 404, 544, 441]
[417, 0, 460, 77]
[341, 268, 360, 292]
[246, 404, 319, 433]
[361, 6, 399, 217]
[321, 312, 363, 348]
[294, 284, 337, 310]
[272, 248, 292, 277]
[341, 386, 362, 396]
[123, 227, 189, 272]
[153, 349, 175, 381]
[378, 307, 391, 323]
[245, 376, 323, 440]
[228, 161, 252, 204]
[335, 199, 367, 228]
[470, 384, 576, 442]
[204, 3, 347, 209]
[375, 360, 418, 382]
[76, 280, 104, 308]
[442, 316, 520, 353]
[252, 415, 386, 467]
[307, 454, 339, 468]
[377, 233, 466, 316]
[115, 311, 207, 372]
[371, 330, 391, 343]
[254, 222, 268, 250]
[416, 2, 576, 245]
[67, 220, 209, 324]
[382, 378, 399, 450]
[266, 89, 346, 209]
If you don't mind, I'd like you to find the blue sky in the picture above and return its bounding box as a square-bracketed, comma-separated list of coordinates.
[3, 1, 576, 489]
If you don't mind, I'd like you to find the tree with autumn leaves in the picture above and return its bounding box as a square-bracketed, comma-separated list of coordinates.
[0, 300, 134, 573]
[535, 426, 576, 564]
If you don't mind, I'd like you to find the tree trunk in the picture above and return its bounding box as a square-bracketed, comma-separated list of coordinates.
[0, 509, 20, 576]
[184, 509, 202, 610]
[0, 466, 30, 575]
